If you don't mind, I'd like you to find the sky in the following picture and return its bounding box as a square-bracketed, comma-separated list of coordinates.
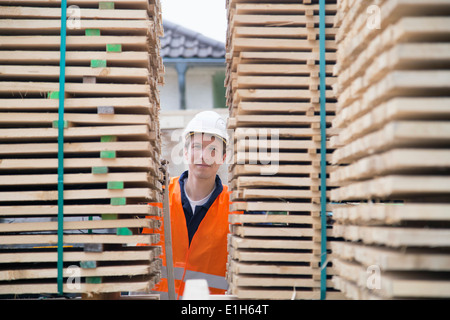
[159, 0, 228, 43]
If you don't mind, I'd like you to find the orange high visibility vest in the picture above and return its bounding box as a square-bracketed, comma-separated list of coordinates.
[149, 176, 240, 299]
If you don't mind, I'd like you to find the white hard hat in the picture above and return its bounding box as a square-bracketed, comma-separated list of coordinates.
[183, 110, 228, 143]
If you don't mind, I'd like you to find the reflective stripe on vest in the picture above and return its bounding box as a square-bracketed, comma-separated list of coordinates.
[161, 267, 228, 290]
[184, 270, 228, 290]
[161, 266, 184, 280]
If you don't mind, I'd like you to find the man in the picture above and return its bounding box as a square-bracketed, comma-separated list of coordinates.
[150, 110, 239, 299]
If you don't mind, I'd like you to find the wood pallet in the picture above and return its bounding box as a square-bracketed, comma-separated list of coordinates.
[330, 0, 450, 299]
[225, 0, 344, 300]
[0, 0, 164, 298]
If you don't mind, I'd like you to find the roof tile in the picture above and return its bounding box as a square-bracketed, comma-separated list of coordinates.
[161, 20, 225, 59]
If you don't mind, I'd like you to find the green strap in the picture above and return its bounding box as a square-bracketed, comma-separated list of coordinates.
[319, 0, 328, 300]
[57, 0, 68, 295]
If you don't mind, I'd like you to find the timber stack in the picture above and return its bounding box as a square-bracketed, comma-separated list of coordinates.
[225, 0, 344, 300]
[0, 0, 164, 297]
[329, 0, 450, 299]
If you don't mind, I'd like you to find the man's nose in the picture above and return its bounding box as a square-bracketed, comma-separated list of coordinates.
[199, 148, 216, 165]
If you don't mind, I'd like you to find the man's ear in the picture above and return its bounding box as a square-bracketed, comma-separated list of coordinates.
[184, 145, 189, 163]
[221, 151, 227, 165]
[183, 136, 191, 162]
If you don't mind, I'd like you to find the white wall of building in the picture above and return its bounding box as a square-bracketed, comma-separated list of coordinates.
[159, 67, 179, 111]
[159, 66, 224, 111]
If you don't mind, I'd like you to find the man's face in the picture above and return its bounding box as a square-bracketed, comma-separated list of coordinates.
[185, 133, 226, 180]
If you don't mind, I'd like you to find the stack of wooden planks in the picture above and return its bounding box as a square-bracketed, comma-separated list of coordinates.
[225, 0, 344, 299]
[0, 0, 164, 297]
[330, 0, 450, 299]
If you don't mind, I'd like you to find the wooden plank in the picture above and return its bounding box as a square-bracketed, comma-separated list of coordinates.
[0, 0, 154, 9]
[0, 112, 151, 126]
[233, 26, 337, 39]
[0, 97, 154, 112]
[234, 139, 324, 152]
[232, 176, 318, 188]
[0, 218, 151, 233]
[0, 125, 152, 142]
[229, 213, 315, 225]
[0, 188, 158, 202]
[331, 203, 450, 225]
[231, 37, 337, 53]
[0, 81, 150, 96]
[234, 127, 320, 138]
[331, 242, 450, 271]
[236, 63, 334, 75]
[330, 175, 450, 201]
[0, 141, 152, 156]
[229, 235, 328, 251]
[230, 114, 334, 126]
[233, 3, 337, 15]
[0, 204, 160, 217]
[231, 225, 324, 238]
[0, 51, 150, 68]
[332, 224, 450, 247]
[230, 164, 333, 177]
[230, 201, 338, 213]
[236, 51, 337, 64]
[228, 0, 314, 6]
[229, 287, 344, 300]
[231, 189, 326, 201]
[233, 75, 336, 89]
[330, 149, 450, 184]
[0, 172, 156, 187]
[236, 101, 337, 115]
[228, 260, 318, 276]
[0, 6, 148, 20]
[231, 250, 317, 263]
[0, 233, 159, 245]
[230, 275, 319, 288]
[233, 151, 331, 164]
[0, 265, 152, 281]
[0, 36, 149, 50]
[230, 14, 335, 27]
[0, 112, 151, 127]
[0, 19, 152, 35]
[0, 65, 149, 83]
[234, 89, 334, 102]
[0, 157, 155, 170]
[0, 248, 159, 264]
[0, 280, 156, 295]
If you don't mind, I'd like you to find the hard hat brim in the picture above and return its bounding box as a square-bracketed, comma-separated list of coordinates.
[186, 131, 227, 144]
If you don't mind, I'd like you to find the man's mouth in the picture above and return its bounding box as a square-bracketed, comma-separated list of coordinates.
[195, 163, 211, 167]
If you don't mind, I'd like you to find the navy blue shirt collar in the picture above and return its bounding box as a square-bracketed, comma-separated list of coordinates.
[178, 170, 224, 244]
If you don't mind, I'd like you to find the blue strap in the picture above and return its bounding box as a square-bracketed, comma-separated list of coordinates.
[57, 0, 68, 295]
[319, 0, 328, 300]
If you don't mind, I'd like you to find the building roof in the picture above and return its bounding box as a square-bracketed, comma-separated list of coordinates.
[160, 20, 226, 59]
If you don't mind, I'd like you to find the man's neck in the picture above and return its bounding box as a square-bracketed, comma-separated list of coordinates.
[185, 174, 216, 201]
